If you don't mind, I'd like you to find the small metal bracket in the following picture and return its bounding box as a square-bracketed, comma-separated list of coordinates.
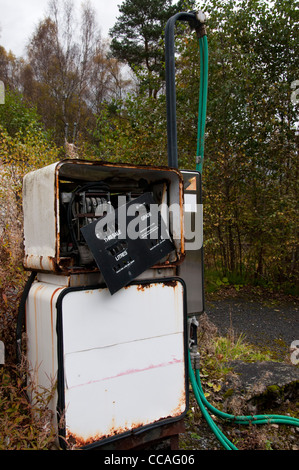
[196, 155, 202, 165]
[187, 315, 199, 349]
[0, 341, 5, 365]
[188, 10, 208, 38]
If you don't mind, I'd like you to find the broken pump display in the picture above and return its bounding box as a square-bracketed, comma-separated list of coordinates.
[81, 192, 175, 294]
[23, 159, 185, 276]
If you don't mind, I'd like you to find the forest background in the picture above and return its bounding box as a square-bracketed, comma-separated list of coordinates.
[0, 0, 298, 364]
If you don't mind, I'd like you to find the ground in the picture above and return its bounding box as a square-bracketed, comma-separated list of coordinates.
[179, 287, 299, 451]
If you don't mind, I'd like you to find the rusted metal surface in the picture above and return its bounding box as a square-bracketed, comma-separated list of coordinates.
[162, 279, 178, 287]
[64, 385, 186, 449]
[59, 280, 187, 449]
[23, 159, 185, 274]
[67, 419, 185, 450]
[26, 281, 63, 419]
[98, 420, 186, 451]
[25, 278, 187, 449]
[23, 162, 57, 271]
[23, 254, 58, 272]
[26, 276, 187, 451]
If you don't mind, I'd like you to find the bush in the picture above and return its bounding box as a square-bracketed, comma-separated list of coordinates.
[0, 365, 57, 450]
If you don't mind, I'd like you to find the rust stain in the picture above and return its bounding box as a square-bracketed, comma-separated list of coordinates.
[50, 287, 64, 378]
[73, 419, 185, 450]
[66, 428, 120, 448]
[33, 284, 44, 381]
[136, 283, 155, 291]
[162, 279, 177, 288]
[152, 262, 176, 268]
[65, 404, 186, 449]
[31, 159, 185, 274]
[62, 265, 99, 274]
[171, 389, 186, 417]
[56, 231, 60, 262]
[136, 279, 179, 290]
[58, 256, 74, 269]
[56, 158, 185, 178]
[173, 252, 186, 266]
[24, 254, 59, 272]
[66, 419, 149, 449]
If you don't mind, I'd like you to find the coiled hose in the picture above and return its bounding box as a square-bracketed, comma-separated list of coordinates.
[188, 350, 299, 450]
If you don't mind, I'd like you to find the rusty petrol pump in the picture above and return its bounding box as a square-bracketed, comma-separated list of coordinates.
[17, 11, 207, 450]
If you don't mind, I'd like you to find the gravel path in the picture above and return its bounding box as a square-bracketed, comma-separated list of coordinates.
[205, 291, 299, 361]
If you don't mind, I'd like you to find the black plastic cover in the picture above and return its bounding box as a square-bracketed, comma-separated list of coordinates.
[81, 193, 175, 294]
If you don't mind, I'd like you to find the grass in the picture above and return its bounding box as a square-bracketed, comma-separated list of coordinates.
[204, 268, 299, 297]
[195, 313, 274, 384]
[214, 334, 273, 364]
[204, 269, 248, 294]
[0, 364, 57, 450]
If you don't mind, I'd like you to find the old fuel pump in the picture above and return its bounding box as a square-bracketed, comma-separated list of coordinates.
[17, 11, 208, 450]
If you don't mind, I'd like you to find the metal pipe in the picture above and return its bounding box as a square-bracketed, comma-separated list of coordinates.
[165, 11, 205, 169]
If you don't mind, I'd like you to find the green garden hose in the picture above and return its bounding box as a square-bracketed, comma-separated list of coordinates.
[189, 353, 238, 450]
[196, 35, 208, 174]
[188, 350, 299, 450]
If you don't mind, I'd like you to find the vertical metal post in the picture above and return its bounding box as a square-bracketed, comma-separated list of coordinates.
[165, 12, 202, 168]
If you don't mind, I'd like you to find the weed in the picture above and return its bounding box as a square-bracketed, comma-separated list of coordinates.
[0, 363, 57, 450]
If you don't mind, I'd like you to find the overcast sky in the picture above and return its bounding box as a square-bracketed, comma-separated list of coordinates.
[0, 0, 123, 57]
